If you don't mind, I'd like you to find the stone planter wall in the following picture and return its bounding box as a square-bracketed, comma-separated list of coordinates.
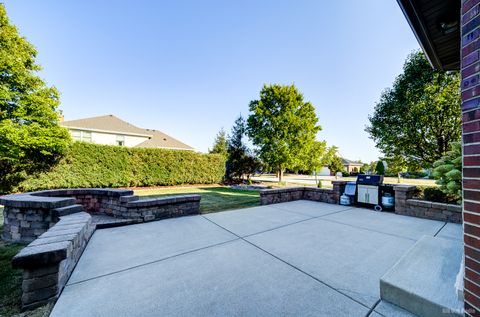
[260, 181, 347, 206]
[394, 185, 462, 223]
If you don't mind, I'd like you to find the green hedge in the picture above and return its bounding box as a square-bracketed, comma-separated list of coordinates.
[17, 142, 226, 191]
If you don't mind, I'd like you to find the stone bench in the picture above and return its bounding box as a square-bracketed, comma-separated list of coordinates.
[1, 188, 201, 243]
[12, 212, 94, 310]
[116, 195, 201, 222]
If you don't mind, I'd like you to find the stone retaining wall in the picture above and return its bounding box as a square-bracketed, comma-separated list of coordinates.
[260, 181, 347, 206]
[12, 212, 94, 310]
[394, 185, 462, 223]
[32, 189, 133, 214]
[117, 195, 201, 222]
[1, 196, 75, 243]
[1, 189, 201, 243]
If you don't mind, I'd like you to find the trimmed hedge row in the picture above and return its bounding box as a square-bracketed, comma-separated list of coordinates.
[17, 142, 226, 191]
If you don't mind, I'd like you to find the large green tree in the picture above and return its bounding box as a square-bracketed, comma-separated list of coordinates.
[366, 51, 461, 170]
[209, 128, 228, 158]
[247, 84, 321, 181]
[0, 4, 70, 193]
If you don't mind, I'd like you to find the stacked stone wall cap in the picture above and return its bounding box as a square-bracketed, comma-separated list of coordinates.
[126, 195, 201, 208]
[393, 185, 416, 192]
[12, 241, 70, 269]
[0, 194, 75, 209]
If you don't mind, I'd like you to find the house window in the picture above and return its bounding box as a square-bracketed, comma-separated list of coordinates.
[71, 130, 92, 142]
[116, 135, 125, 146]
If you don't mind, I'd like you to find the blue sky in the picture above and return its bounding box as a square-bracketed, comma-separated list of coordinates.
[4, 1, 419, 162]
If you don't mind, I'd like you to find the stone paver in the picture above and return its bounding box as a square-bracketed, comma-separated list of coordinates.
[68, 215, 237, 284]
[203, 205, 309, 237]
[51, 240, 369, 317]
[50, 202, 457, 316]
[321, 208, 445, 240]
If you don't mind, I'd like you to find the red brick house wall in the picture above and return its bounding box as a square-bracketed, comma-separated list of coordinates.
[462, 0, 480, 315]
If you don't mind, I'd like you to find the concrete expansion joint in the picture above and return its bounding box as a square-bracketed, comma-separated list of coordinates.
[201, 215, 373, 311]
[66, 237, 240, 287]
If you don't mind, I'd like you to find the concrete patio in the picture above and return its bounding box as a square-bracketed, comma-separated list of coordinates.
[50, 200, 463, 317]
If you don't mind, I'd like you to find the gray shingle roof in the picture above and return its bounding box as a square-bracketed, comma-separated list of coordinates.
[61, 114, 193, 150]
[136, 129, 194, 150]
[61, 115, 151, 137]
[341, 158, 363, 166]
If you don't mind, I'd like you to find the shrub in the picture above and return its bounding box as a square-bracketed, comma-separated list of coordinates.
[16, 142, 226, 192]
[414, 185, 458, 204]
[423, 187, 449, 203]
[375, 161, 385, 175]
[341, 171, 350, 177]
[433, 141, 462, 202]
[317, 181, 322, 188]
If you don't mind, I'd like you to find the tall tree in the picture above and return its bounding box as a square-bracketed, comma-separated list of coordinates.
[227, 115, 258, 181]
[328, 155, 344, 174]
[375, 161, 385, 175]
[360, 163, 371, 173]
[209, 128, 228, 158]
[0, 4, 70, 193]
[301, 140, 327, 174]
[366, 51, 461, 170]
[247, 84, 321, 181]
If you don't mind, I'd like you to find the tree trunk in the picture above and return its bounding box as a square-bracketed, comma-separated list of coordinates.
[278, 166, 283, 182]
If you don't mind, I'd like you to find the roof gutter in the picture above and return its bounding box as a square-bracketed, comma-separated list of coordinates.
[62, 126, 152, 138]
[396, 0, 444, 70]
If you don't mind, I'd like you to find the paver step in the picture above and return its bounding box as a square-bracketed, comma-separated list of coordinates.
[380, 235, 464, 317]
[53, 204, 85, 217]
[91, 214, 141, 229]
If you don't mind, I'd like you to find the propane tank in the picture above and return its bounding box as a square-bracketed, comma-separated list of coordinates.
[381, 193, 395, 208]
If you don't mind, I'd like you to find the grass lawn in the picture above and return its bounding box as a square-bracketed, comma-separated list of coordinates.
[134, 186, 260, 213]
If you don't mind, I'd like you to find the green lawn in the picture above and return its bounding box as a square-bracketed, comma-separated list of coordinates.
[134, 186, 260, 213]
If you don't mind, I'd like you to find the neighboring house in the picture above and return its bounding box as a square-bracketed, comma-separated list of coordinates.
[341, 158, 363, 174]
[316, 158, 363, 176]
[61, 115, 194, 151]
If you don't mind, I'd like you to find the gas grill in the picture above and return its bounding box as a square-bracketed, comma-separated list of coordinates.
[356, 174, 384, 207]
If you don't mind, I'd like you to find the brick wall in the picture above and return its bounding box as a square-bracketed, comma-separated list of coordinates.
[462, 1, 480, 315]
